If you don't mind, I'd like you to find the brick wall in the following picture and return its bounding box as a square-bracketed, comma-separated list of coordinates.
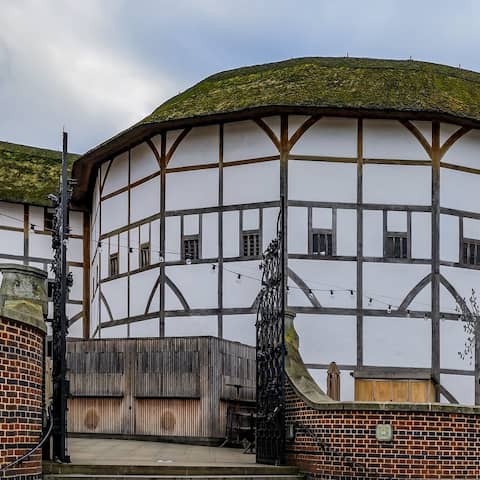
[0, 316, 44, 479]
[285, 382, 480, 480]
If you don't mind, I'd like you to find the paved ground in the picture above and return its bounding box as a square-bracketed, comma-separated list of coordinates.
[68, 438, 256, 466]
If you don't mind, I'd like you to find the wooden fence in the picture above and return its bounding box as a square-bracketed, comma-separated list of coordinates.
[66, 336, 255, 444]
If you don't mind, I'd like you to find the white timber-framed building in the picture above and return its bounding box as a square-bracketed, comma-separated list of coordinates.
[3, 57, 480, 406]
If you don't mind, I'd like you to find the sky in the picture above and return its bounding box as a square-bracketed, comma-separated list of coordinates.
[1, 0, 480, 154]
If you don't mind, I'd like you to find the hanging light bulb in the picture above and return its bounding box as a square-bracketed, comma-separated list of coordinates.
[350, 290, 354, 296]
[387, 305, 392, 314]
[236, 273, 242, 283]
[308, 289, 313, 297]
[212, 264, 217, 271]
[330, 290, 334, 297]
[129, 247, 133, 253]
[159, 254, 164, 263]
[368, 298, 373, 305]
[97, 241, 102, 250]
[186, 257, 192, 265]
[407, 309, 411, 318]
[30, 224, 36, 232]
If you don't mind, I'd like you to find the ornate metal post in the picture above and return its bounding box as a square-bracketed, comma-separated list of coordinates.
[256, 197, 286, 465]
[50, 132, 73, 463]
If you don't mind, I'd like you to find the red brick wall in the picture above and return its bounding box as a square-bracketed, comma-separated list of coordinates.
[285, 382, 480, 479]
[0, 316, 44, 479]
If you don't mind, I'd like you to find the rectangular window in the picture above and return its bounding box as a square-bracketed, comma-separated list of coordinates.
[311, 230, 333, 256]
[140, 243, 150, 268]
[462, 239, 480, 266]
[183, 235, 200, 261]
[44, 209, 55, 231]
[109, 253, 119, 277]
[242, 230, 261, 257]
[385, 233, 408, 259]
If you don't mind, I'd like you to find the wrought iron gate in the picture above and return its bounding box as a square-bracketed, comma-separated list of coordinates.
[256, 213, 286, 465]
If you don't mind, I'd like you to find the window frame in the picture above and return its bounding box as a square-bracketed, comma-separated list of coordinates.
[183, 235, 200, 261]
[109, 252, 119, 277]
[383, 210, 411, 260]
[139, 242, 151, 268]
[239, 209, 263, 259]
[308, 207, 336, 257]
[461, 237, 480, 266]
[44, 208, 55, 232]
[310, 228, 334, 257]
[241, 229, 261, 258]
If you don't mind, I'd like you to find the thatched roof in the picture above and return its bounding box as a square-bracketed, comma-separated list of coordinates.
[0, 141, 79, 207]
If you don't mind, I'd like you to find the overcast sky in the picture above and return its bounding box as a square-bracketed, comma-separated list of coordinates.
[1, 0, 480, 154]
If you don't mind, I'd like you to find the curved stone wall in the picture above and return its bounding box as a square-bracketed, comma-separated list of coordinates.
[0, 265, 47, 479]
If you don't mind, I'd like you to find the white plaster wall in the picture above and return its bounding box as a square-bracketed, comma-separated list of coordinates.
[337, 209, 357, 256]
[130, 318, 160, 337]
[130, 142, 159, 183]
[223, 161, 279, 205]
[223, 314, 256, 346]
[129, 268, 159, 316]
[29, 232, 52, 258]
[288, 260, 357, 308]
[441, 168, 480, 211]
[165, 316, 217, 337]
[151, 219, 161, 264]
[363, 210, 383, 257]
[29, 206, 44, 231]
[0, 202, 24, 228]
[289, 161, 357, 203]
[243, 209, 259, 230]
[363, 316, 431, 367]
[290, 117, 357, 157]
[364, 119, 431, 160]
[223, 261, 262, 308]
[68, 238, 83, 263]
[202, 213, 218, 259]
[101, 193, 128, 234]
[288, 207, 308, 254]
[440, 127, 480, 169]
[68, 317, 84, 338]
[130, 177, 160, 223]
[440, 214, 459, 263]
[224, 120, 278, 162]
[164, 281, 184, 311]
[295, 314, 356, 365]
[129, 226, 140, 270]
[119, 231, 128, 274]
[70, 211, 84, 236]
[288, 116, 310, 138]
[262, 207, 279, 250]
[440, 319, 472, 371]
[262, 117, 281, 139]
[440, 266, 480, 313]
[101, 277, 128, 320]
[411, 212, 431, 259]
[440, 374, 474, 405]
[363, 263, 431, 312]
[68, 266, 83, 302]
[223, 211, 239, 258]
[363, 165, 431, 205]
[165, 216, 181, 261]
[101, 325, 128, 339]
[184, 215, 199, 235]
[312, 208, 332, 228]
[166, 169, 218, 210]
[166, 264, 217, 309]
[168, 125, 219, 168]
[102, 153, 128, 196]
[387, 211, 407, 231]
[464, 217, 480, 239]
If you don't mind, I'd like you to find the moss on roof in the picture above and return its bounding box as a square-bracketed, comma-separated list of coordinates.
[141, 57, 480, 125]
[0, 141, 80, 207]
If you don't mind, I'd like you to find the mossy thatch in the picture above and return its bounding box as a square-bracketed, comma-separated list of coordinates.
[0, 141, 79, 207]
[141, 57, 480, 125]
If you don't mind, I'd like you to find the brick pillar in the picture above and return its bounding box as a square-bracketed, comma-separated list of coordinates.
[0, 264, 48, 479]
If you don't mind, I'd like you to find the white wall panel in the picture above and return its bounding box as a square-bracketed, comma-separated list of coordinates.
[130, 142, 159, 183]
[129, 226, 140, 270]
[312, 208, 332, 229]
[441, 168, 480, 211]
[0, 202, 23, 228]
[440, 214, 459, 263]
[440, 319, 472, 371]
[364, 119, 430, 160]
[290, 117, 357, 157]
[102, 153, 128, 196]
[288, 260, 356, 308]
[168, 125, 219, 168]
[243, 209, 259, 230]
[68, 317, 83, 339]
[29, 206, 44, 231]
[166, 169, 218, 210]
[165, 217, 181, 262]
[68, 238, 83, 263]
[165, 316, 217, 337]
[364, 165, 431, 205]
[223, 261, 261, 308]
[440, 374, 474, 406]
[363, 210, 383, 257]
[288, 115, 310, 138]
[129, 269, 159, 316]
[463, 217, 480, 240]
[101, 325, 128, 339]
[364, 316, 431, 367]
[289, 161, 357, 203]
[223, 161, 279, 204]
[119, 232, 128, 274]
[411, 212, 431, 259]
[165, 282, 184, 311]
[295, 314, 356, 365]
[223, 211, 239, 258]
[364, 263, 431, 311]
[184, 214, 199, 235]
[441, 127, 480, 169]
[101, 193, 128, 234]
[101, 277, 128, 320]
[223, 314, 256, 346]
[288, 207, 308, 254]
[387, 211, 407, 231]
[130, 177, 160, 223]
[68, 266, 83, 302]
[166, 264, 217, 309]
[202, 213, 218, 259]
[440, 266, 480, 313]
[151, 219, 161, 264]
[262, 207, 279, 250]
[130, 318, 159, 338]
[224, 121, 278, 162]
[70, 211, 83, 236]
[29, 232, 52, 258]
[337, 209, 357, 256]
